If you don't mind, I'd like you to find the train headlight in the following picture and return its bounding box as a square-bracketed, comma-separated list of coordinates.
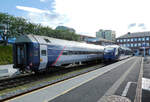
[40, 58, 43, 62]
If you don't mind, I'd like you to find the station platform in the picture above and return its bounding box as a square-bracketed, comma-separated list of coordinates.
[0, 64, 18, 78]
[142, 56, 150, 102]
[6, 57, 142, 102]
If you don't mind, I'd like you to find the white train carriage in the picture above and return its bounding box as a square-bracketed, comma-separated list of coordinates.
[13, 34, 104, 72]
[103, 45, 133, 61]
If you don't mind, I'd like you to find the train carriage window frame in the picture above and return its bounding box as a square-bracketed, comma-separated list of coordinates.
[41, 50, 46, 56]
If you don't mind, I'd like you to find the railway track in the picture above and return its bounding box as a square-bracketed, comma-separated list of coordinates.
[0, 61, 114, 101]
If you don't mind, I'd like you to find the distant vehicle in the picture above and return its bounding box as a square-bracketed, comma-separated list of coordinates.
[103, 45, 133, 61]
[13, 34, 104, 73]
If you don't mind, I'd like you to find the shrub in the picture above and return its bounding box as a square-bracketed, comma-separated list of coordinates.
[0, 45, 13, 65]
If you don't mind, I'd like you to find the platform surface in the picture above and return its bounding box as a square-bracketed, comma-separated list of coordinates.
[0, 64, 18, 78]
[142, 56, 150, 102]
[7, 57, 142, 102]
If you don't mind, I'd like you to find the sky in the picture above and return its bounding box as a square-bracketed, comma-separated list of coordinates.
[0, 0, 150, 37]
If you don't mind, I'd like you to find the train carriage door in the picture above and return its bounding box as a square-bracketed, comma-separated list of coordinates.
[39, 45, 48, 70]
[16, 44, 27, 66]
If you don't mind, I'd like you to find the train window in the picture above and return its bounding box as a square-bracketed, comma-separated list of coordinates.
[63, 51, 68, 55]
[41, 50, 46, 56]
[120, 39, 123, 42]
[104, 47, 114, 52]
[34, 50, 38, 56]
[68, 51, 72, 55]
[75, 51, 79, 54]
[44, 39, 51, 43]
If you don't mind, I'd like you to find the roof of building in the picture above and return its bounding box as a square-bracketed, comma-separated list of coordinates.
[117, 31, 150, 38]
[98, 38, 115, 43]
[87, 37, 115, 43]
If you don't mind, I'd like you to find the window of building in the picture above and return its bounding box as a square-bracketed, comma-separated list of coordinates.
[127, 44, 130, 47]
[146, 43, 149, 47]
[120, 39, 123, 42]
[124, 39, 126, 42]
[142, 43, 146, 47]
[127, 39, 130, 42]
[131, 43, 133, 47]
[138, 43, 141, 47]
[134, 38, 137, 41]
[131, 38, 133, 42]
[117, 39, 119, 42]
[134, 43, 137, 47]
[146, 37, 149, 41]
[142, 38, 145, 41]
[138, 38, 141, 41]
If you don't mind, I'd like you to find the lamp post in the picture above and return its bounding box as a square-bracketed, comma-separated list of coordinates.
[143, 36, 146, 59]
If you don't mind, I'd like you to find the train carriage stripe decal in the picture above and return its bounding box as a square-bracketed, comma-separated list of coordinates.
[52, 46, 66, 65]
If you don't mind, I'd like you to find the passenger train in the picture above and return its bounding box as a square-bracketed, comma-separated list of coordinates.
[103, 45, 133, 61]
[13, 34, 104, 72]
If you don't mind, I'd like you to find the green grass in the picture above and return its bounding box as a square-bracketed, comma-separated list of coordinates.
[0, 45, 13, 65]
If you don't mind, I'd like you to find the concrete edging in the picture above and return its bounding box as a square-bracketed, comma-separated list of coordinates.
[134, 57, 143, 102]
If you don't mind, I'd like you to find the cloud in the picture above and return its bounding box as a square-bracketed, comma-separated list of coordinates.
[138, 23, 146, 29]
[127, 23, 147, 33]
[16, 6, 50, 14]
[128, 23, 136, 29]
[16, 0, 150, 37]
[16, 6, 69, 28]
[40, 0, 47, 2]
[54, 0, 150, 37]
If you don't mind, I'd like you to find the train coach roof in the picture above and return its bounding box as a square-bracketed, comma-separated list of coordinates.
[15, 34, 104, 51]
[104, 45, 131, 51]
[105, 45, 120, 48]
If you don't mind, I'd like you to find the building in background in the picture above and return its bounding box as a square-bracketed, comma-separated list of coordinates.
[79, 34, 115, 46]
[87, 38, 115, 46]
[79, 35, 95, 42]
[55, 26, 76, 33]
[96, 29, 116, 41]
[116, 32, 150, 55]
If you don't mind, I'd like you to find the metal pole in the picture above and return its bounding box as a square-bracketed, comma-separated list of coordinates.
[144, 37, 146, 59]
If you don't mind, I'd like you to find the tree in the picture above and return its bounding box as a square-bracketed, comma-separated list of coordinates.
[0, 13, 11, 45]
[0, 12, 81, 45]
